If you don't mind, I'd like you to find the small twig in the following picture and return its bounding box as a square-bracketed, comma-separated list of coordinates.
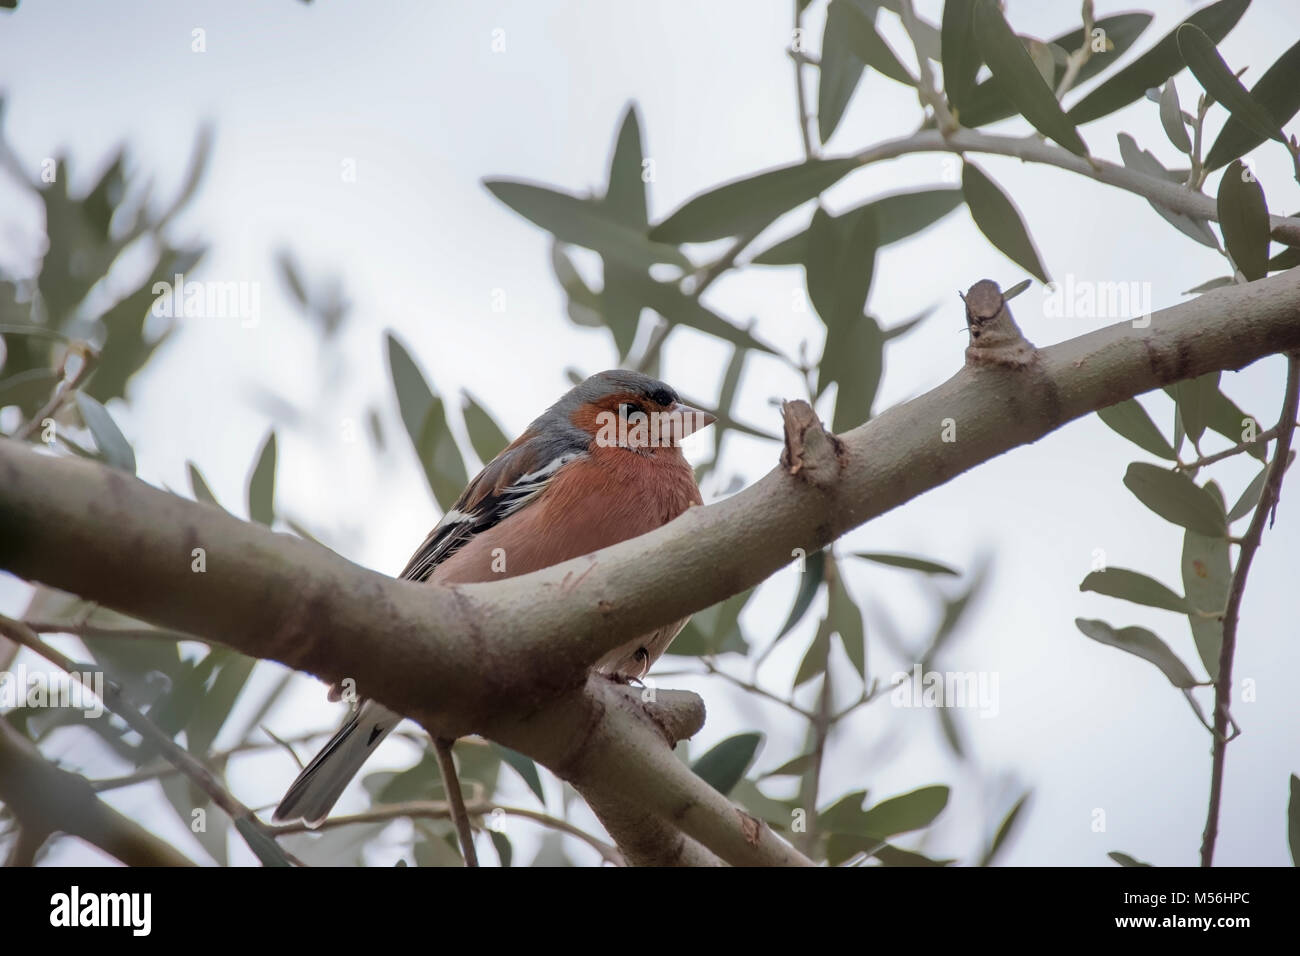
[268, 799, 624, 866]
[0, 614, 303, 866]
[791, 2, 816, 159]
[701, 658, 814, 719]
[14, 343, 96, 442]
[1177, 422, 1295, 471]
[1200, 353, 1300, 867]
[433, 736, 479, 867]
[898, 0, 955, 133]
[1054, 1, 1096, 100]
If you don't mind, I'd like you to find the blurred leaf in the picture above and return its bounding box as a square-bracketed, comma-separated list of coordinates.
[1079, 568, 1187, 613]
[485, 180, 689, 270]
[1269, 246, 1300, 271]
[774, 547, 826, 642]
[417, 398, 470, 513]
[462, 391, 510, 463]
[794, 619, 832, 688]
[1178, 24, 1284, 145]
[962, 162, 1049, 282]
[234, 817, 293, 867]
[74, 393, 136, 474]
[805, 205, 877, 327]
[1229, 452, 1294, 521]
[491, 743, 546, 806]
[752, 188, 963, 265]
[1117, 134, 1218, 247]
[600, 106, 652, 358]
[731, 778, 799, 830]
[1109, 850, 1154, 867]
[760, 751, 815, 778]
[0, 367, 59, 416]
[980, 791, 1030, 866]
[1217, 160, 1270, 281]
[1181, 529, 1230, 680]
[1075, 618, 1200, 688]
[840, 1, 914, 86]
[161, 773, 228, 865]
[188, 650, 257, 757]
[829, 577, 866, 680]
[491, 830, 513, 867]
[859, 785, 949, 837]
[691, 732, 762, 796]
[1159, 80, 1192, 153]
[649, 158, 861, 243]
[247, 431, 276, 526]
[972, 0, 1088, 155]
[619, 272, 775, 354]
[871, 844, 957, 866]
[818, 789, 869, 833]
[818, 1, 869, 143]
[187, 461, 222, 509]
[1184, 276, 1235, 293]
[941, 0, 980, 113]
[1171, 370, 1220, 444]
[1096, 399, 1176, 460]
[1206, 38, 1300, 170]
[852, 551, 958, 575]
[1068, 0, 1251, 125]
[821, 314, 884, 432]
[276, 249, 310, 308]
[669, 588, 752, 656]
[1289, 774, 1300, 866]
[604, 104, 648, 225]
[1123, 462, 1227, 536]
[1201, 383, 1266, 459]
[958, 13, 1153, 127]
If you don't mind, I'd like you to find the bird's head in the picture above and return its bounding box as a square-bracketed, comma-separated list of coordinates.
[548, 369, 716, 452]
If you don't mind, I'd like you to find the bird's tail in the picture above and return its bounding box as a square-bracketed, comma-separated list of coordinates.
[272, 700, 401, 827]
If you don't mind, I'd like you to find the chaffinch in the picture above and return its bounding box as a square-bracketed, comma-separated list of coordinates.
[274, 369, 715, 825]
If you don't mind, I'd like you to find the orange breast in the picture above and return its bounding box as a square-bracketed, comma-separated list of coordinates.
[429, 445, 702, 585]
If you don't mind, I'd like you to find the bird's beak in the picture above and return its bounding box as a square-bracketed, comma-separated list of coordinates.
[668, 401, 717, 443]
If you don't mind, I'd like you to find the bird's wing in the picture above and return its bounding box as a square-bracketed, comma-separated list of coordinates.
[398, 435, 587, 582]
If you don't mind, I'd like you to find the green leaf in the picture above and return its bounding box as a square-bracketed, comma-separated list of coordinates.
[818, 789, 869, 834]
[188, 650, 256, 757]
[839, 0, 914, 86]
[1108, 850, 1154, 867]
[805, 205, 877, 327]
[461, 391, 510, 464]
[1206, 38, 1300, 170]
[1289, 774, 1300, 866]
[615, 272, 775, 354]
[1269, 245, 1300, 271]
[74, 393, 136, 474]
[818, 1, 869, 144]
[491, 743, 546, 806]
[972, 0, 1088, 155]
[1079, 568, 1187, 613]
[1123, 462, 1228, 536]
[650, 158, 861, 243]
[829, 577, 866, 680]
[794, 619, 832, 688]
[1181, 529, 1230, 680]
[604, 104, 648, 226]
[980, 792, 1030, 866]
[1117, 134, 1219, 247]
[485, 180, 689, 271]
[187, 461, 223, 509]
[821, 314, 884, 432]
[417, 397, 469, 513]
[1096, 399, 1177, 461]
[1178, 24, 1284, 144]
[1068, 0, 1252, 125]
[1075, 618, 1200, 688]
[1203, 384, 1265, 460]
[246, 431, 276, 526]
[1217, 160, 1271, 281]
[958, 13, 1153, 128]
[775, 547, 826, 641]
[871, 844, 956, 866]
[852, 551, 958, 575]
[751, 188, 962, 265]
[1171, 370, 1221, 444]
[387, 333, 434, 448]
[962, 161, 1049, 282]
[859, 785, 950, 837]
[669, 588, 752, 657]
[761, 751, 815, 778]
[941, 0, 980, 113]
[691, 732, 762, 796]
[1229, 452, 1294, 521]
[1159, 80, 1192, 153]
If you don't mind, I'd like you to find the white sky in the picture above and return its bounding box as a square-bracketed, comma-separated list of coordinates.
[1, 0, 1297, 866]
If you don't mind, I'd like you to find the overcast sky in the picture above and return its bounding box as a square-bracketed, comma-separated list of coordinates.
[1, 0, 1297, 866]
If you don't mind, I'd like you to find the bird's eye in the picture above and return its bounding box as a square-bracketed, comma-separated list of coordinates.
[650, 388, 673, 407]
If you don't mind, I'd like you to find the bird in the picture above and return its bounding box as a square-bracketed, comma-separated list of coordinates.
[273, 369, 715, 826]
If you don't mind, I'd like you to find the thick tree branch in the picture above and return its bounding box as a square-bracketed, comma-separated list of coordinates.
[2, 269, 1299, 865]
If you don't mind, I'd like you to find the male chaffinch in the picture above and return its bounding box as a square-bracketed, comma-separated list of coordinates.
[274, 369, 715, 826]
